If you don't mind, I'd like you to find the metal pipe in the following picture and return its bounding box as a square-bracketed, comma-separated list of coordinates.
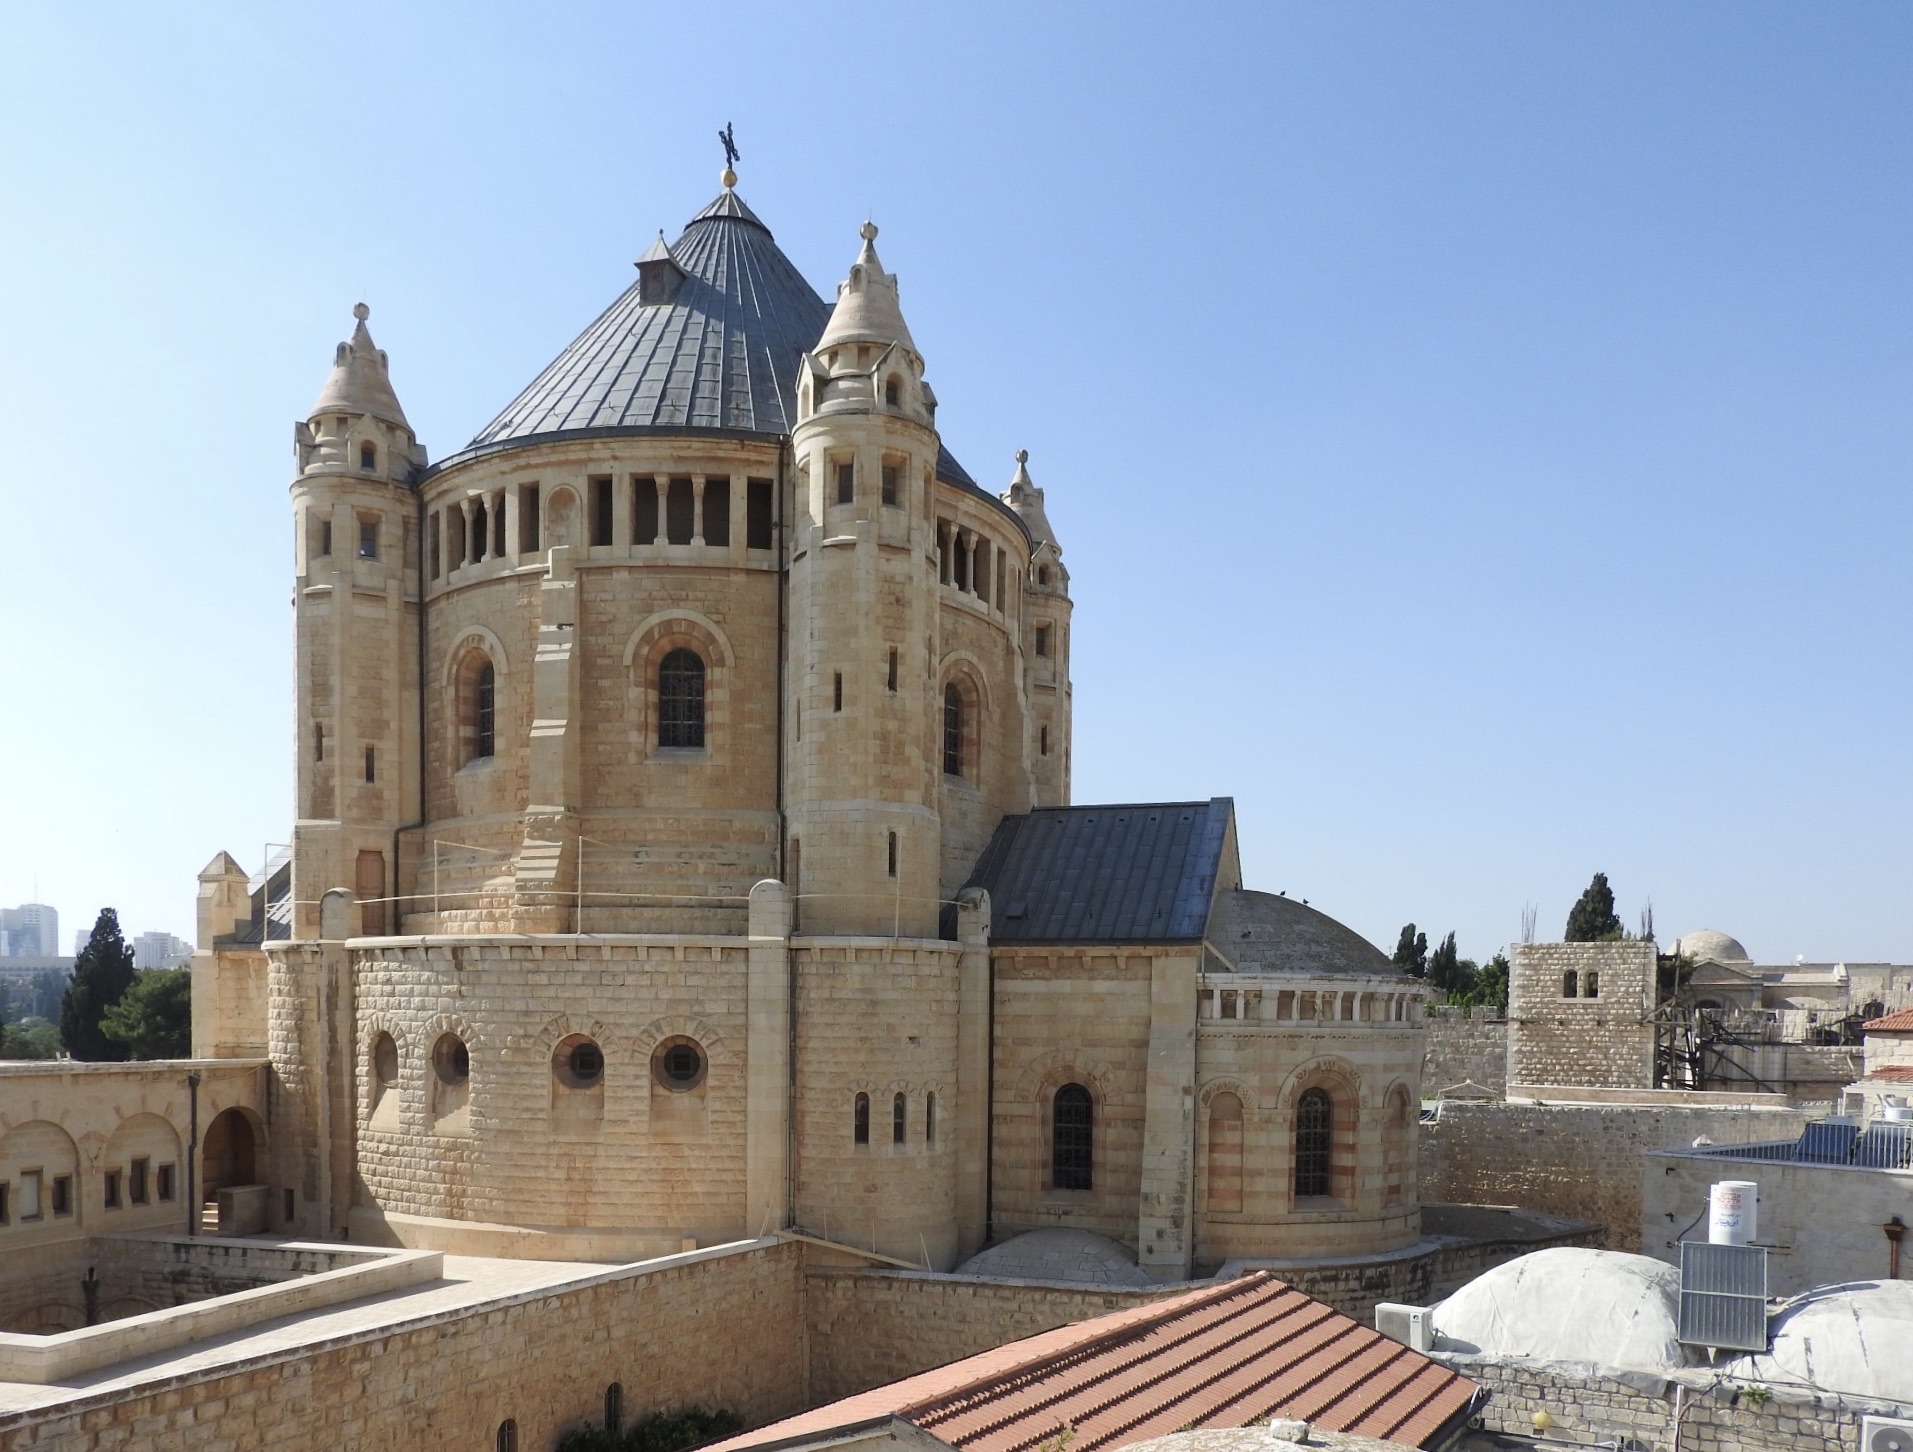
[185, 1070, 201, 1237]
[1887, 1215, 1905, 1280]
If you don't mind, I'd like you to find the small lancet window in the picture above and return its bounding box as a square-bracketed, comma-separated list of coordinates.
[473, 662, 495, 760]
[1584, 970, 1600, 999]
[836, 461, 854, 505]
[882, 463, 899, 505]
[364, 745, 376, 784]
[1052, 1084, 1092, 1190]
[833, 672, 843, 713]
[886, 831, 898, 878]
[358, 518, 379, 559]
[658, 648, 706, 749]
[942, 684, 964, 777]
[893, 1092, 907, 1145]
[885, 375, 900, 407]
[887, 648, 899, 692]
[925, 1091, 936, 1144]
[315, 722, 324, 762]
[853, 1092, 870, 1145]
[1562, 970, 1579, 999]
[359, 441, 376, 471]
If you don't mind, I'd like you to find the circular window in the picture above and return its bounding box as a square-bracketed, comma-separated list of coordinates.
[432, 1034, 470, 1086]
[373, 1033, 399, 1086]
[554, 1035, 604, 1089]
[652, 1037, 706, 1092]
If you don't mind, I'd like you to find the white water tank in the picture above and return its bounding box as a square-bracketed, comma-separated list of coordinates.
[1882, 1097, 1913, 1124]
[1708, 1180, 1759, 1245]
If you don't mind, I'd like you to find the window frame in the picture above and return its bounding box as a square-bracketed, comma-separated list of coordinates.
[657, 647, 707, 750]
[1294, 1087, 1333, 1199]
[1051, 1083, 1093, 1191]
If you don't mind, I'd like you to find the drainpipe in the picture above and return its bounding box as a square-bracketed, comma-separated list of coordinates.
[1888, 1216, 1905, 1280]
[185, 1070, 201, 1237]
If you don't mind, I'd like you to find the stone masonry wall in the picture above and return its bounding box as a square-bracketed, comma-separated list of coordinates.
[0, 1239, 808, 1452]
[1419, 1100, 1809, 1251]
[1507, 942, 1656, 1089]
[1446, 1354, 1867, 1452]
[1422, 1006, 1507, 1096]
[803, 1266, 1176, 1404]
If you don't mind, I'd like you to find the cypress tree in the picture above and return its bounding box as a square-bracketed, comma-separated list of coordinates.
[60, 908, 138, 1061]
[1565, 872, 1624, 942]
[1392, 924, 1428, 978]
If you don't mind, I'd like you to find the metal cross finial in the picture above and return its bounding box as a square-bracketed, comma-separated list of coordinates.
[718, 123, 740, 171]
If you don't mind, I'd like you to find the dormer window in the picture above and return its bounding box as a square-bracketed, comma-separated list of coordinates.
[359, 441, 376, 471]
[885, 376, 900, 407]
[635, 233, 686, 305]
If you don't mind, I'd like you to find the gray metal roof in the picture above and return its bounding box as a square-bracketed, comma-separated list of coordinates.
[963, 800, 1233, 945]
[443, 188, 977, 488]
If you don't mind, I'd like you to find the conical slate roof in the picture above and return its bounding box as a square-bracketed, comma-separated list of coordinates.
[454, 188, 975, 486]
[313, 305, 411, 432]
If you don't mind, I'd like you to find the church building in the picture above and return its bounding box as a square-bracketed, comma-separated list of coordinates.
[192, 164, 1427, 1282]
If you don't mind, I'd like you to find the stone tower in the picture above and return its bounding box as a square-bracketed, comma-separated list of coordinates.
[786, 224, 946, 937]
[1003, 451, 1072, 807]
[289, 306, 426, 939]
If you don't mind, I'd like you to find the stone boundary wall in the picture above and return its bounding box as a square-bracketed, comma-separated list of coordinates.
[1447, 1355, 1871, 1452]
[1418, 1100, 1810, 1251]
[804, 1266, 1178, 1404]
[0, 1238, 807, 1451]
[1421, 1007, 1507, 1097]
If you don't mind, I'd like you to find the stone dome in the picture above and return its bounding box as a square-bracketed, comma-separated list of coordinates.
[954, 1229, 1153, 1287]
[1206, 890, 1395, 977]
[1723, 1280, 1913, 1402]
[1675, 929, 1752, 965]
[1431, 1248, 1690, 1372]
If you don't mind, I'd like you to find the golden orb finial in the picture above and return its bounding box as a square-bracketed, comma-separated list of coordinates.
[353, 302, 370, 322]
[720, 166, 737, 189]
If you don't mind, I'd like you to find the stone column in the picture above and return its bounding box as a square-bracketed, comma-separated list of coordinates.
[691, 477, 706, 547]
[1137, 949, 1198, 1281]
[746, 880, 792, 1236]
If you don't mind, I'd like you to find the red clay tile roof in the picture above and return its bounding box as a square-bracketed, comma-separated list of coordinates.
[1865, 1065, 1913, 1083]
[709, 1275, 1477, 1452]
[1864, 1009, 1913, 1032]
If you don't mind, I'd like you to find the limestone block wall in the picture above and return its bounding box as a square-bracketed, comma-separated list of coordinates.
[1441, 1354, 1865, 1452]
[191, 945, 267, 1059]
[350, 938, 752, 1240]
[803, 1266, 1176, 1404]
[0, 1239, 809, 1452]
[1507, 942, 1656, 1089]
[936, 589, 1030, 901]
[1643, 1149, 1913, 1293]
[1422, 1006, 1508, 1095]
[1193, 982, 1424, 1265]
[1419, 1099, 1809, 1251]
[989, 948, 1155, 1248]
[792, 940, 963, 1267]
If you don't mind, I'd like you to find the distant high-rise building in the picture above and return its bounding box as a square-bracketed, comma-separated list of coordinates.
[0, 903, 59, 958]
[131, 930, 193, 970]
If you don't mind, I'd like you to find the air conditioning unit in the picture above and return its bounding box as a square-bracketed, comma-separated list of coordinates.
[1374, 1302, 1433, 1352]
[1863, 1416, 1913, 1452]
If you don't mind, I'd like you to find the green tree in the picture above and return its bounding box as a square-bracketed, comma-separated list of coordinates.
[101, 968, 192, 1059]
[1565, 872, 1624, 942]
[1466, 952, 1511, 1014]
[60, 908, 138, 1062]
[1392, 924, 1428, 979]
[0, 1017, 62, 1059]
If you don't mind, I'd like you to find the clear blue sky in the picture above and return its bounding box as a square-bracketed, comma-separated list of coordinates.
[3, 2, 1909, 965]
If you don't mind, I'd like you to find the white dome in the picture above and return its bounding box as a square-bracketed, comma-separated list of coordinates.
[1676, 929, 1752, 965]
[954, 1228, 1153, 1287]
[1432, 1248, 1691, 1372]
[1723, 1280, 1913, 1402]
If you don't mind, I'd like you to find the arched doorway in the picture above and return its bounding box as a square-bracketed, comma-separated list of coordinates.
[201, 1108, 257, 1190]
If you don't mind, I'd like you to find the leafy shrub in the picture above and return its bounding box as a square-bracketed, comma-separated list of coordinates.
[557, 1407, 745, 1452]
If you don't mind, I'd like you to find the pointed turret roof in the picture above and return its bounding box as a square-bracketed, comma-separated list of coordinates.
[816, 222, 917, 355]
[311, 304, 411, 431]
[447, 186, 974, 487]
[1001, 450, 1059, 551]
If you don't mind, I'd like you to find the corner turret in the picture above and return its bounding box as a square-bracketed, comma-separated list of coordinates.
[1005, 451, 1071, 807]
[288, 305, 425, 939]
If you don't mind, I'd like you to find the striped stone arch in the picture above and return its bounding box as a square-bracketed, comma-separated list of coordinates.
[441, 625, 511, 683]
[1198, 1076, 1256, 1111]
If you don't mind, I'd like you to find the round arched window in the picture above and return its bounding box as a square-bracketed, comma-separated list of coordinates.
[652, 1037, 707, 1092]
[554, 1035, 604, 1089]
[432, 1033, 470, 1086]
